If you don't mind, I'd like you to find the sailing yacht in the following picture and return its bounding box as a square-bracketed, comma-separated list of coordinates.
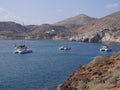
[14, 22, 32, 54]
[14, 44, 32, 54]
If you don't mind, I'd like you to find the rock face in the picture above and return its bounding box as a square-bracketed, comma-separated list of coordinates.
[76, 29, 120, 43]
[72, 11, 120, 43]
[58, 52, 120, 90]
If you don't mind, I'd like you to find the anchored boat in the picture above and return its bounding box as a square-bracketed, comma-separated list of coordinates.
[14, 44, 32, 54]
[100, 45, 112, 52]
[59, 45, 71, 50]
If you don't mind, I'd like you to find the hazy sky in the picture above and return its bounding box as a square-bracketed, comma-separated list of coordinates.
[0, 0, 120, 25]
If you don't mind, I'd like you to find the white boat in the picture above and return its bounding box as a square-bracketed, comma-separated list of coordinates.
[59, 45, 71, 50]
[100, 45, 112, 52]
[14, 44, 32, 54]
[59, 41, 71, 50]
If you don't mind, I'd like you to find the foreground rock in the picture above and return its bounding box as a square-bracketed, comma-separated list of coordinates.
[58, 52, 120, 90]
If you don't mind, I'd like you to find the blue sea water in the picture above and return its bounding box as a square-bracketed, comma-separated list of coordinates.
[0, 40, 120, 90]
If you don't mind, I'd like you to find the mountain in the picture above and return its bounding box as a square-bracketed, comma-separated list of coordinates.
[0, 21, 28, 39]
[26, 14, 97, 40]
[72, 11, 120, 43]
[0, 11, 120, 42]
[58, 52, 120, 90]
[25, 25, 39, 31]
[26, 24, 70, 40]
[0, 21, 69, 40]
[0, 21, 28, 33]
[55, 14, 97, 29]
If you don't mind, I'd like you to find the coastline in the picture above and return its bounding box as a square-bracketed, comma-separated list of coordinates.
[57, 52, 120, 90]
[57, 84, 62, 90]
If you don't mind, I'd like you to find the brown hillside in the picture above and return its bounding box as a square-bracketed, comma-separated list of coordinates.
[58, 52, 120, 90]
[56, 14, 97, 29]
[69, 11, 120, 43]
[75, 11, 120, 34]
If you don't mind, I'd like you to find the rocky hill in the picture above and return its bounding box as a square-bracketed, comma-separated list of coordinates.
[25, 24, 71, 40]
[0, 11, 120, 42]
[71, 11, 120, 43]
[58, 52, 120, 90]
[0, 21, 28, 33]
[25, 25, 39, 31]
[25, 14, 96, 40]
[0, 21, 28, 39]
[0, 21, 72, 40]
[55, 14, 96, 29]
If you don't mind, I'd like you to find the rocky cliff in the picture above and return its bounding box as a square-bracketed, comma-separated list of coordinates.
[58, 52, 120, 90]
[71, 11, 120, 43]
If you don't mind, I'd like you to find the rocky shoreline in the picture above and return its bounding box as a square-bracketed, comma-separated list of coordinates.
[71, 28, 120, 43]
[57, 52, 120, 90]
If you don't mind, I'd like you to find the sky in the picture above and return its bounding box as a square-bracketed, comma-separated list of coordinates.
[0, 0, 120, 25]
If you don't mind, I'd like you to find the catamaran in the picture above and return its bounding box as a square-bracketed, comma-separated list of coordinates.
[14, 44, 32, 54]
[13, 22, 32, 54]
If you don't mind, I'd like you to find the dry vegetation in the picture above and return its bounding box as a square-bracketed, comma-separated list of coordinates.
[58, 52, 120, 90]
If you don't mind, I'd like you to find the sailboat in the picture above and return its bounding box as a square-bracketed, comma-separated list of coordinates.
[14, 22, 32, 54]
[14, 43, 32, 54]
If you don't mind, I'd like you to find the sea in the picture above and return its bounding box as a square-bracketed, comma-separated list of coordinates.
[0, 40, 120, 90]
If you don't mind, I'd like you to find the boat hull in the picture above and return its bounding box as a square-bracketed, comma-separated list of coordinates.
[100, 48, 112, 52]
[19, 50, 32, 54]
[59, 46, 71, 50]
